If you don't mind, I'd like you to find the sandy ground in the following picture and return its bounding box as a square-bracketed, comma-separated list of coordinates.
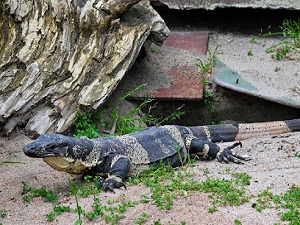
[211, 32, 300, 109]
[0, 128, 300, 225]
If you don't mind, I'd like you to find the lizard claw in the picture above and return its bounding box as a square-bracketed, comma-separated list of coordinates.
[217, 142, 251, 164]
[102, 177, 126, 193]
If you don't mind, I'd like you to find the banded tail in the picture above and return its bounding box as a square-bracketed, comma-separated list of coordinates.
[188, 119, 300, 142]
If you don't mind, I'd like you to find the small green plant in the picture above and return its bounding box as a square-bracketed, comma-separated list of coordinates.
[128, 162, 251, 212]
[250, 35, 257, 43]
[266, 44, 291, 60]
[134, 212, 149, 224]
[73, 111, 99, 138]
[66, 175, 101, 198]
[247, 50, 253, 56]
[281, 18, 300, 47]
[21, 181, 57, 202]
[203, 167, 210, 174]
[149, 47, 161, 54]
[45, 205, 72, 222]
[208, 205, 218, 213]
[74, 84, 185, 138]
[234, 219, 242, 225]
[231, 172, 251, 186]
[278, 185, 300, 224]
[0, 210, 6, 218]
[197, 46, 221, 75]
[275, 67, 281, 72]
[153, 219, 163, 225]
[0, 161, 26, 164]
[264, 18, 300, 60]
[84, 196, 139, 224]
[69, 180, 83, 225]
[255, 187, 276, 212]
[295, 152, 300, 158]
[254, 185, 300, 224]
[201, 175, 250, 210]
[108, 84, 184, 135]
[201, 79, 218, 124]
[198, 45, 223, 125]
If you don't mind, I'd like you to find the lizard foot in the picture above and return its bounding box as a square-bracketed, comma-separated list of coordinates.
[217, 142, 251, 164]
[102, 177, 126, 193]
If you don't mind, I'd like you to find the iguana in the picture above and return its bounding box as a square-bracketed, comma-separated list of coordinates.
[23, 119, 300, 192]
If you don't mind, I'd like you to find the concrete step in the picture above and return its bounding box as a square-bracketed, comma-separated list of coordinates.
[126, 30, 209, 101]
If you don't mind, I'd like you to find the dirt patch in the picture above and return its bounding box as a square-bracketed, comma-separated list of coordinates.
[1, 130, 300, 224]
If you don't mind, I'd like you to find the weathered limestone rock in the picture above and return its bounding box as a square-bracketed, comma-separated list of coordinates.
[0, 0, 169, 135]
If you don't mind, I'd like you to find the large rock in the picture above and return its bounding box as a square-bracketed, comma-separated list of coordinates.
[0, 0, 169, 135]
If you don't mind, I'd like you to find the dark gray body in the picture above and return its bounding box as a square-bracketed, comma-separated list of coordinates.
[23, 119, 300, 191]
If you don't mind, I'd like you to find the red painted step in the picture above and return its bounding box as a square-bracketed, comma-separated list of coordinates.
[127, 31, 209, 100]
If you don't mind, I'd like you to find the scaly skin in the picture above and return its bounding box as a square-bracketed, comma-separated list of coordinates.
[23, 119, 300, 192]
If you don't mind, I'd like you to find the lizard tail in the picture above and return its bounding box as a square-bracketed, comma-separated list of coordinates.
[188, 118, 300, 142]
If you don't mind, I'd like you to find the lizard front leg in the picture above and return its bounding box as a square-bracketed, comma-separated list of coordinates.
[94, 154, 131, 192]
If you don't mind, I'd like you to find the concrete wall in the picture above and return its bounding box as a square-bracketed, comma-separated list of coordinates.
[153, 0, 300, 10]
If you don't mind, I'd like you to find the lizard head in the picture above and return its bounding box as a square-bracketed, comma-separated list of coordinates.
[23, 134, 100, 174]
[23, 134, 70, 158]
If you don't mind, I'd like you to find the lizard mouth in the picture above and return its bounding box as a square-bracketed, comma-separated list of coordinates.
[23, 144, 68, 158]
[43, 157, 86, 174]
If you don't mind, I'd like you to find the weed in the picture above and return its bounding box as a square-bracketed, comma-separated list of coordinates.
[69, 180, 83, 225]
[84, 196, 139, 224]
[74, 84, 184, 138]
[112, 97, 155, 135]
[176, 146, 184, 166]
[294, 152, 300, 158]
[128, 161, 197, 210]
[250, 35, 257, 43]
[279, 185, 300, 223]
[234, 219, 242, 225]
[0, 210, 6, 218]
[197, 46, 221, 75]
[21, 181, 57, 202]
[254, 187, 275, 212]
[266, 44, 291, 60]
[264, 18, 300, 60]
[231, 172, 251, 186]
[281, 18, 300, 47]
[201, 176, 250, 208]
[0, 161, 26, 164]
[275, 67, 281, 72]
[208, 205, 218, 213]
[73, 111, 99, 138]
[201, 79, 218, 124]
[45, 205, 72, 222]
[198, 46, 221, 125]
[110, 85, 184, 135]
[154, 219, 163, 225]
[254, 185, 300, 224]
[149, 47, 161, 54]
[247, 50, 253, 56]
[128, 162, 250, 212]
[203, 167, 210, 174]
[66, 175, 101, 198]
[134, 212, 149, 224]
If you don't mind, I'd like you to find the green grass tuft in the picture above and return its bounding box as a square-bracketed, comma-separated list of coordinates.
[21, 181, 57, 203]
[264, 18, 300, 60]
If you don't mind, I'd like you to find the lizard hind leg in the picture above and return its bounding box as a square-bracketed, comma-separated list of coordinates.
[217, 142, 251, 164]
